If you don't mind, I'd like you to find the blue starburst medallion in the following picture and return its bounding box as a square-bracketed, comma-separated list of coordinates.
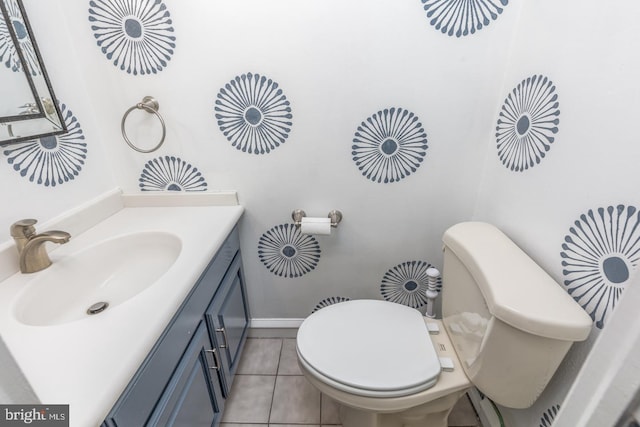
[0, 0, 39, 74]
[352, 108, 428, 183]
[539, 405, 560, 427]
[139, 156, 207, 191]
[496, 75, 560, 172]
[88, 0, 176, 75]
[3, 102, 86, 186]
[560, 205, 640, 329]
[312, 296, 351, 313]
[258, 224, 321, 278]
[215, 72, 293, 155]
[421, 0, 509, 37]
[380, 260, 441, 308]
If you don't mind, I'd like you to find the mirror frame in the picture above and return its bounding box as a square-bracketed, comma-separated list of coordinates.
[0, 0, 66, 145]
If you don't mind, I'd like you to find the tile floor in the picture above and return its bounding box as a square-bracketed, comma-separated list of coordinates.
[220, 337, 480, 427]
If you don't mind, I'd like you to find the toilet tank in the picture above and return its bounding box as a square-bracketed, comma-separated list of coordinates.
[441, 222, 592, 409]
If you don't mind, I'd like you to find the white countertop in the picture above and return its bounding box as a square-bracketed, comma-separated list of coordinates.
[0, 190, 244, 426]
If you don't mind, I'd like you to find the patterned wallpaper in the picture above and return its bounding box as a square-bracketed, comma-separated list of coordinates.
[215, 72, 293, 155]
[258, 224, 320, 278]
[496, 74, 560, 172]
[3, 102, 86, 186]
[560, 205, 640, 329]
[420, 0, 509, 37]
[88, 0, 175, 75]
[539, 404, 560, 427]
[352, 107, 428, 184]
[0, 0, 40, 75]
[139, 156, 207, 192]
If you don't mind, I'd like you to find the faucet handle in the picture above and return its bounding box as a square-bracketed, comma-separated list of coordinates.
[10, 219, 37, 238]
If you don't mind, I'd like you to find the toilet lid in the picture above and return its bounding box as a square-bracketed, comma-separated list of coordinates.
[297, 300, 441, 397]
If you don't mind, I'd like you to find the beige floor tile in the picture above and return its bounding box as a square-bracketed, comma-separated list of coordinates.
[278, 338, 303, 375]
[269, 375, 321, 424]
[321, 394, 342, 425]
[220, 375, 276, 424]
[236, 338, 283, 375]
[448, 394, 479, 426]
[220, 424, 266, 427]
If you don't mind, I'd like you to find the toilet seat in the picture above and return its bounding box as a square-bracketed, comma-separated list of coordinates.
[296, 300, 441, 398]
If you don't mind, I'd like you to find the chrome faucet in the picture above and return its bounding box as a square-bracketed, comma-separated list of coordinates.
[10, 219, 71, 274]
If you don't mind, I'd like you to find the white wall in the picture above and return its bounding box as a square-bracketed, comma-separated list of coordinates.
[552, 273, 640, 427]
[473, 1, 640, 425]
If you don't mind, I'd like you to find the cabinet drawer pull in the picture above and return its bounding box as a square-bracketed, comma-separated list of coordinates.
[206, 349, 221, 371]
[216, 327, 229, 349]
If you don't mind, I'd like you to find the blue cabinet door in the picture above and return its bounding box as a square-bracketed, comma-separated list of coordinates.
[148, 321, 224, 427]
[206, 252, 249, 397]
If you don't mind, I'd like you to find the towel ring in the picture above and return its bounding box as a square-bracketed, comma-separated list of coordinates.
[121, 96, 166, 153]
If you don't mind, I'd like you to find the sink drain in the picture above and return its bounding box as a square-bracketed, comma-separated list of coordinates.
[87, 302, 109, 315]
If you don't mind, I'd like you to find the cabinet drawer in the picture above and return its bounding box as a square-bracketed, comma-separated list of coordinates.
[106, 227, 239, 427]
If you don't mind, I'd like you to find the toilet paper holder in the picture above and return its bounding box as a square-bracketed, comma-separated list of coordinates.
[292, 209, 343, 228]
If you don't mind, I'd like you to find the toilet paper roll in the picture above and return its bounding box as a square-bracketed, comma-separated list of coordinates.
[300, 217, 332, 235]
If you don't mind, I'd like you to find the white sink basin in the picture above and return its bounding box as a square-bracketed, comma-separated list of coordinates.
[13, 232, 182, 326]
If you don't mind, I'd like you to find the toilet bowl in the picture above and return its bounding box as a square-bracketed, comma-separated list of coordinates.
[296, 222, 593, 427]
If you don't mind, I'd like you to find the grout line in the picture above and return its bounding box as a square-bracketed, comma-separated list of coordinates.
[265, 338, 284, 424]
[274, 338, 284, 375]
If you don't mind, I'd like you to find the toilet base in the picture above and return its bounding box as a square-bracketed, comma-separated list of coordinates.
[337, 390, 467, 427]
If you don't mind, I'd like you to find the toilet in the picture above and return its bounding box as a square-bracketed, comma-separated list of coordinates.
[296, 222, 593, 427]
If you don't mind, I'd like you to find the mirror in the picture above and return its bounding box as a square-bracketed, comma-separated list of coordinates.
[0, 0, 65, 145]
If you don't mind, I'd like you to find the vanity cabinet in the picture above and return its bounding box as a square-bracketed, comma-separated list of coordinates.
[102, 227, 249, 427]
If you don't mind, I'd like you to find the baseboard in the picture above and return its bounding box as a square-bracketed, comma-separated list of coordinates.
[248, 318, 304, 338]
[250, 318, 305, 328]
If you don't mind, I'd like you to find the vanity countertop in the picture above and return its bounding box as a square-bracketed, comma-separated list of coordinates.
[0, 190, 244, 426]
